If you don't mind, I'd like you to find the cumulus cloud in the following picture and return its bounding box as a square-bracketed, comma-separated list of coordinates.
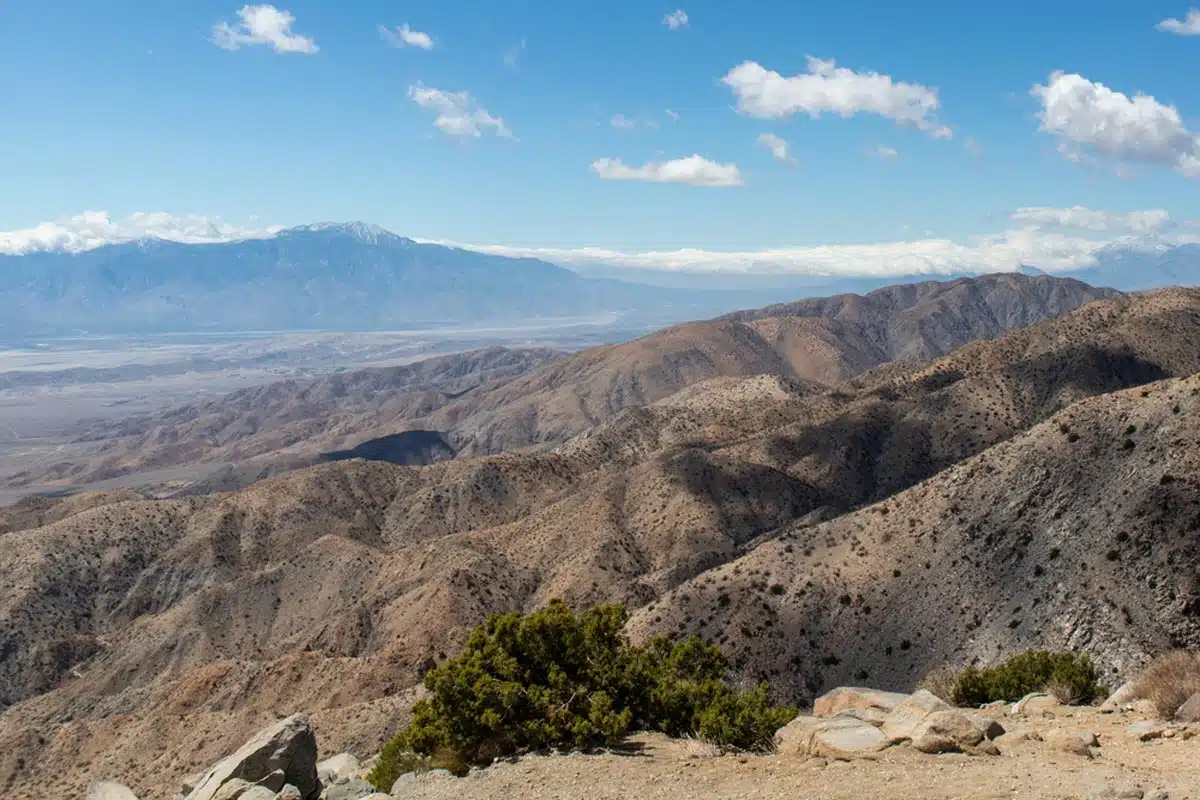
[591, 155, 743, 187]
[756, 133, 796, 165]
[665, 109, 680, 122]
[212, 5, 317, 54]
[1158, 9, 1200, 34]
[408, 84, 514, 140]
[1032, 71, 1200, 177]
[610, 114, 636, 130]
[722, 57, 952, 139]
[427, 206, 1199, 277]
[0, 212, 281, 255]
[663, 9, 689, 29]
[379, 23, 434, 50]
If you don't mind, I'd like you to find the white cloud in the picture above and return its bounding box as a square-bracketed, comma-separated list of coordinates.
[379, 23, 434, 50]
[665, 109, 680, 122]
[722, 57, 952, 139]
[212, 5, 317, 54]
[756, 133, 796, 165]
[591, 155, 743, 187]
[1158, 9, 1200, 34]
[610, 114, 636, 130]
[965, 137, 983, 159]
[0, 212, 281, 255]
[873, 145, 899, 160]
[1009, 206, 1172, 233]
[1032, 71, 1200, 178]
[663, 9, 689, 29]
[426, 206, 1200, 277]
[408, 84, 514, 140]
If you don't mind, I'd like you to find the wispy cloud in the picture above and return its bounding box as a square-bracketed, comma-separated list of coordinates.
[722, 57, 951, 139]
[872, 145, 899, 160]
[610, 114, 636, 130]
[665, 109, 680, 122]
[503, 38, 527, 69]
[379, 23, 434, 50]
[212, 5, 317, 54]
[591, 155, 743, 187]
[1157, 8, 1200, 35]
[408, 85, 514, 140]
[1009, 206, 1172, 233]
[663, 9, 689, 29]
[756, 133, 796, 166]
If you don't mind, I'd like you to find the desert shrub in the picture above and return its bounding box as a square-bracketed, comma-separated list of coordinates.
[949, 651, 1104, 707]
[367, 601, 796, 789]
[1130, 651, 1200, 718]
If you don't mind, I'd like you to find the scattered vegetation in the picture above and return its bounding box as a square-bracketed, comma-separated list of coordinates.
[1130, 651, 1200, 718]
[949, 651, 1105, 707]
[367, 601, 797, 790]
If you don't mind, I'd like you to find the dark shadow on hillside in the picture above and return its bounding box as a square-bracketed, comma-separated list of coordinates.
[320, 430, 456, 467]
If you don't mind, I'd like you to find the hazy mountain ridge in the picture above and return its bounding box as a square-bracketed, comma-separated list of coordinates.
[4, 274, 1117, 493]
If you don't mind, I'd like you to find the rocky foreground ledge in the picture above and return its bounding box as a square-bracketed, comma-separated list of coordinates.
[89, 685, 1200, 800]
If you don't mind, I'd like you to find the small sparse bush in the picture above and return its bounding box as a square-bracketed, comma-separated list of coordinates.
[679, 734, 725, 759]
[1045, 678, 1083, 706]
[949, 651, 1105, 707]
[1130, 651, 1200, 718]
[367, 601, 796, 790]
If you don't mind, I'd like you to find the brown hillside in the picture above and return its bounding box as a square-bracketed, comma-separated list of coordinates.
[5, 286, 1199, 800]
[7, 346, 563, 488]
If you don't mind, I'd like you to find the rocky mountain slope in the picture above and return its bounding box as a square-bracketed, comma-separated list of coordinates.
[1, 287, 1198, 799]
[5, 274, 1118, 493]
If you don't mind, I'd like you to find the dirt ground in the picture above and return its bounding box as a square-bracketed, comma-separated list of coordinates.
[394, 708, 1198, 800]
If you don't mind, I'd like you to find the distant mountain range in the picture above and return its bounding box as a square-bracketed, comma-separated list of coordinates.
[0, 223, 742, 338]
[0, 221, 1197, 338]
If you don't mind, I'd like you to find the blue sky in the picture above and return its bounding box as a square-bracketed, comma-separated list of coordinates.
[2, 1, 1199, 273]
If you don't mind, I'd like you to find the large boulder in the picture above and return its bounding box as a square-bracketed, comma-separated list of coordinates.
[881, 690, 952, 741]
[1011, 693, 1060, 715]
[186, 714, 320, 800]
[87, 782, 141, 800]
[910, 711, 1002, 755]
[774, 714, 823, 756]
[774, 715, 893, 759]
[813, 687, 911, 718]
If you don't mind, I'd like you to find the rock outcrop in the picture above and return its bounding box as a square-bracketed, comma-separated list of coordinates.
[185, 715, 319, 800]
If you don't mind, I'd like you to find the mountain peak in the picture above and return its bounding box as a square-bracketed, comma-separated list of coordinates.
[287, 221, 405, 244]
